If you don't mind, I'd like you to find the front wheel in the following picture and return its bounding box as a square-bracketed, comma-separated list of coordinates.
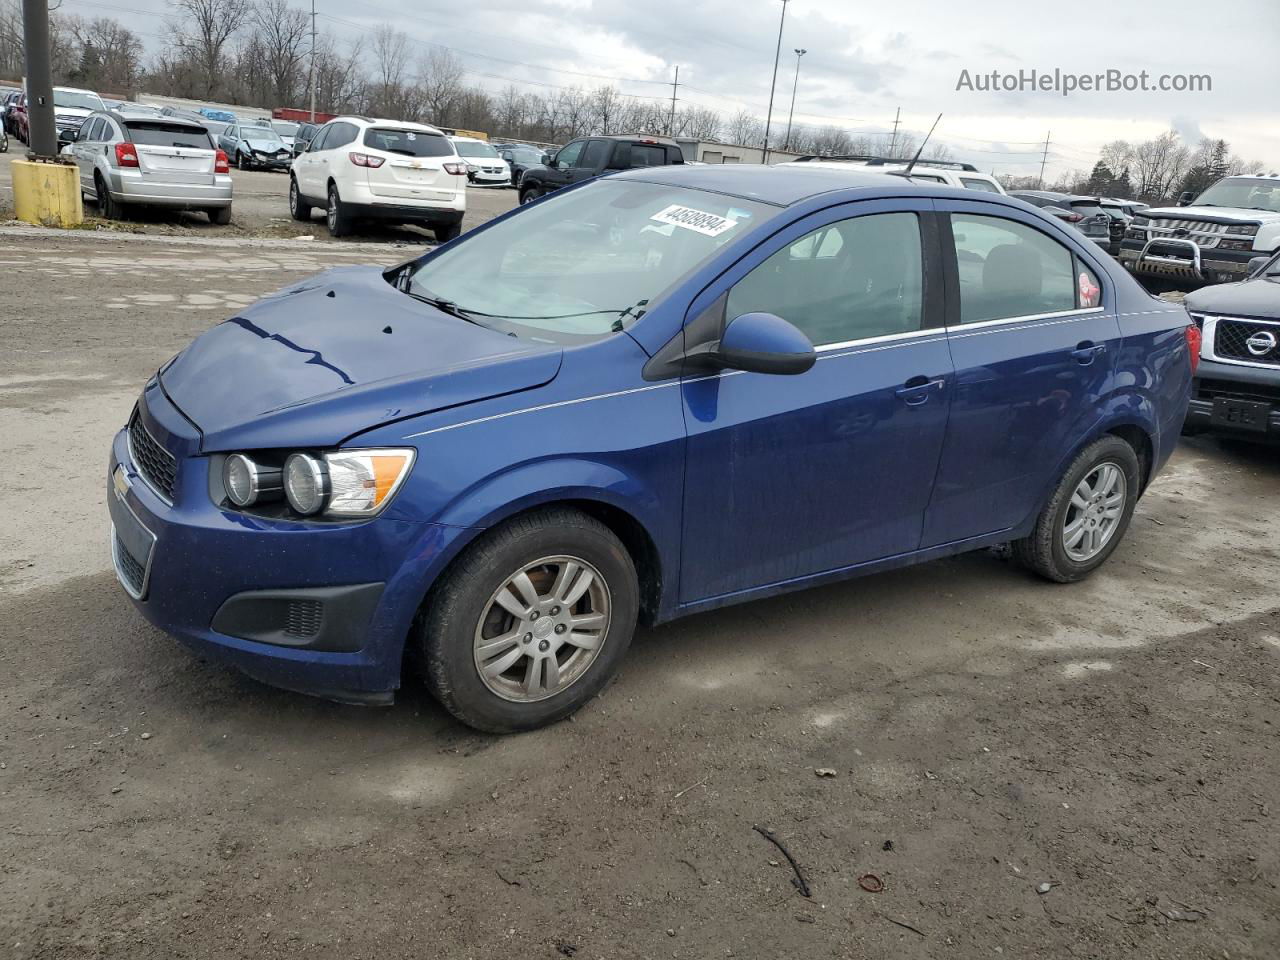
[289, 177, 311, 221]
[421, 508, 639, 733]
[519, 185, 541, 205]
[236, 151, 249, 171]
[1012, 435, 1140, 583]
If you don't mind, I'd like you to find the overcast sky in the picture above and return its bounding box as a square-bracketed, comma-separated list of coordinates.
[65, 0, 1280, 178]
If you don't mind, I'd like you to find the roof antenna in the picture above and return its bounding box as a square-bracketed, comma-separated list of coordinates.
[900, 113, 943, 177]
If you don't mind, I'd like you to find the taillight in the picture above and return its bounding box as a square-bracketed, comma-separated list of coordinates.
[214, 149, 229, 174]
[1185, 323, 1202, 375]
[443, 162, 467, 176]
[114, 142, 139, 168]
[348, 152, 385, 168]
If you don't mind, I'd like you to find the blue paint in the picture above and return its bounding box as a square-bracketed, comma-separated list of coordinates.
[109, 166, 1193, 701]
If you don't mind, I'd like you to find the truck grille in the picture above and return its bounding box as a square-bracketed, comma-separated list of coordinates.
[1214, 319, 1280, 366]
[128, 407, 177, 500]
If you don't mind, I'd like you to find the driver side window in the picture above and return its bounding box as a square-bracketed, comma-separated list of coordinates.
[726, 212, 924, 347]
[555, 140, 584, 168]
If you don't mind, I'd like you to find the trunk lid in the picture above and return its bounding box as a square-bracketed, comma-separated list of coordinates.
[159, 266, 563, 451]
[124, 121, 217, 181]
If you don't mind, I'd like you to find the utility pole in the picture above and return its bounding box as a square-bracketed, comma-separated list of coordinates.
[888, 107, 901, 157]
[21, 0, 57, 158]
[1038, 130, 1051, 188]
[667, 65, 679, 137]
[783, 47, 806, 151]
[759, 0, 789, 164]
[308, 0, 317, 122]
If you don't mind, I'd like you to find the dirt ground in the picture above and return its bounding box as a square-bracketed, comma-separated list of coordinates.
[1, 230, 1278, 960]
[0, 150, 517, 241]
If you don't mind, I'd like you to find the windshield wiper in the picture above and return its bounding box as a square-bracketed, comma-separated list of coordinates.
[459, 299, 651, 325]
[399, 282, 492, 328]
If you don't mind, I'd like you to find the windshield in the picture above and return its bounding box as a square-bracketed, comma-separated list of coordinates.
[1192, 177, 1280, 213]
[125, 121, 214, 149]
[242, 118, 272, 129]
[404, 179, 776, 342]
[243, 131, 284, 147]
[365, 127, 454, 157]
[506, 146, 545, 163]
[1069, 201, 1104, 216]
[454, 139, 499, 159]
[272, 121, 299, 136]
[54, 90, 105, 111]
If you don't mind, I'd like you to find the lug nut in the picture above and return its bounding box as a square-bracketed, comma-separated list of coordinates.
[529, 611, 540, 620]
[538, 639, 550, 652]
[550, 606, 560, 615]
[523, 633, 532, 643]
[554, 624, 566, 634]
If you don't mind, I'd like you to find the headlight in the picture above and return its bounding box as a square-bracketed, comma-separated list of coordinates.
[275, 448, 414, 518]
[1235, 224, 1260, 238]
[1131, 216, 1150, 227]
[1218, 238, 1253, 251]
[223, 453, 282, 507]
[284, 453, 329, 515]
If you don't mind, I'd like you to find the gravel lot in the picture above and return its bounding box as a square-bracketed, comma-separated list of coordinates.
[0, 150, 517, 241]
[1, 226, 1278, 959]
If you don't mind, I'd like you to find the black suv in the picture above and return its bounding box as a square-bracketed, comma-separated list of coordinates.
[1183, 251, 1280, 442]
[518, 135, 683, 204]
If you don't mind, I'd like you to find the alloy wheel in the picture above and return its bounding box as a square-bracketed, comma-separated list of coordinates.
[327, 189, 337, 231]
[472, 555, 611, 702]
[1062, 461, 1126, 562]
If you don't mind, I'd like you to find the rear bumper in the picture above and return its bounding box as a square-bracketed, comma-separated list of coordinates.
[109, 170, 233, 208]
[338, 179, 466, 223]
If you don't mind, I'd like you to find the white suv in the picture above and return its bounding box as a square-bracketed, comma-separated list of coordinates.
[785, 156, 1006, 194]
[289, 116, 468, 240]
[449, 135, 511, 187]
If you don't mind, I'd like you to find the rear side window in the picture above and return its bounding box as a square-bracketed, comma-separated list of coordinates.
[579, 139, 608, 169]
[363, 128, 453, 157]
[326, 122, 358, 149]
[950, 214, 1076, 324]
[960, 177, 1001, 193]
[629, 144, 668, 167]
[124, 122, 213, 149]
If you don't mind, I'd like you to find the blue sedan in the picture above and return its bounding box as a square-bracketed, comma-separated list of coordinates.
[108, 165, 1196, 732]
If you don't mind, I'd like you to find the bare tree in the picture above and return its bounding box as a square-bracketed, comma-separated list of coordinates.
[725, 109, 762, 147]
[675, 106, 721, 141]
[367, 24, 414, 118]
[250, 0, 309, 105]
[167, 0, 252, 99]
[418, 46, 463, 126]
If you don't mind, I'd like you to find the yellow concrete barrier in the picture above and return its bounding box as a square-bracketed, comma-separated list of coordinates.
[12, 158, 84, 228]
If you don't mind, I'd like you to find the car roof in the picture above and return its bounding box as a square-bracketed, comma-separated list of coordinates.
[610, 163, 1028, 208]
[53, 85, 99, 95]
[333, 115, 446, 135]
[103, 109, 206, 128]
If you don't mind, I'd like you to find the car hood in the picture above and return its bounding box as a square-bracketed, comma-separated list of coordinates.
[1185, 274, 1280, 318]
[160, 266, 563, 452]
[54, 106, 92, 119]
[1141, 204, 1280, 223]
[244, 137, 287, 151]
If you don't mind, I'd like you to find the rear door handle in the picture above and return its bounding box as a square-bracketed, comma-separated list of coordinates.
[1071, 341, 1106, 365]
[896, 375, 946, 406]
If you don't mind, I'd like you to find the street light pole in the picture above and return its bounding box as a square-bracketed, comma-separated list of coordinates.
[308, 0, 317, 123]
[760, 0, 789, 164]
[21, 0, 57, 158]
[783, 47, 806, 152]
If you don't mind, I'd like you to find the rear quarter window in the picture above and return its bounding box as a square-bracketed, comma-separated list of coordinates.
[124, 122, 213, 149]
[363, 128, 454, 157]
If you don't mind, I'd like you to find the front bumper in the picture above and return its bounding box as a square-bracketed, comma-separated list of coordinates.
[1184, 358, 1280, 442]
[107, 385, 467, 702]
[1119, 238, 1259, 284]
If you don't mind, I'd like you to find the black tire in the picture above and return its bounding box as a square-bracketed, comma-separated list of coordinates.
[512, 169, 523, 190]
[288, 177, 311, 221]
[421, 507, 639, 733]
[236, 151, 249, 171]
[95, 173, 123, 220]
[519, 185, 540, 205]
[1012, 435, 1141, 583]
[208, 205, 232, 225]
[325, 182, 352, 237]
[433, 221, 462, 243]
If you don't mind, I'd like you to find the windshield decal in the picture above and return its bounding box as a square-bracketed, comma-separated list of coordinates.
[650, 204, 740, 237]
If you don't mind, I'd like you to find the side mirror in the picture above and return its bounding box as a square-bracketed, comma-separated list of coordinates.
[1177, 191, 1195, 206]
[60, 127, 78, 144]
[544, 153, 556, 167]
[1247, 256, 1269, 277]
[711, 312, 815, 376]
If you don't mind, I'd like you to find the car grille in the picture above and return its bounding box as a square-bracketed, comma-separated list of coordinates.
[285, 599, 324, 639]
[128, 407, 178, 500]
[1214, 319, 1280, 366]
[113, 531, 147, 596]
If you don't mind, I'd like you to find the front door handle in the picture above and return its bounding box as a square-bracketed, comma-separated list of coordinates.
[896, 375, 946, 406]
[1071, 341, 1107, 365]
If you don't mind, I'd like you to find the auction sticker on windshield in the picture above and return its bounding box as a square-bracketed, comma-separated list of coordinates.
[650, 204, 740, 237]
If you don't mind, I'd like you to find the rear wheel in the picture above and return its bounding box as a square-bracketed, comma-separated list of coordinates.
[519, 185, 540, 205]
[432, 221, 462, 243]
[288, 177, 311, 221]
[208, 205, 232, 225]
[326, 182, 352, 237]
[1012, 435, 1140, 583]
[421, 508, 639, 733]
[94, 173, 123, 220]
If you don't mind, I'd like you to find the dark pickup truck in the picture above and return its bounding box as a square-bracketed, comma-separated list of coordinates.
[518, 134, 683, 205]
[1183, 250, 1280, 443]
